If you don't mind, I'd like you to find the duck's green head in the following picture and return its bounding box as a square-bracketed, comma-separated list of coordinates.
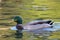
[14, 16, 22, 24]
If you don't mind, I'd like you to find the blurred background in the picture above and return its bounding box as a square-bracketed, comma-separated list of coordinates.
[0, 0, 60, 40]
[0, 0, 60, 27]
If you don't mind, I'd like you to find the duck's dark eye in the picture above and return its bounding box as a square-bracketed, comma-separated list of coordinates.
[14, 19, 17, 22]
